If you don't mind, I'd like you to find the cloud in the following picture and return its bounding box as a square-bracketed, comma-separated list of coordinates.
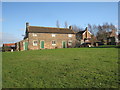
[0, 32, 21, 47]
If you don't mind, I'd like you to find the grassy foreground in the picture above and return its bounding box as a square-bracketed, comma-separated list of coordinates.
[2, 48, 119, 88]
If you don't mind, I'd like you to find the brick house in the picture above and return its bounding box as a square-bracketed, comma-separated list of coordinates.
[107, 29, 118, 45]
[118, 33, 120, 45]
[16, 38, 28, 51]
[76, 27, 92, 45]
[16, 22, 76, 51]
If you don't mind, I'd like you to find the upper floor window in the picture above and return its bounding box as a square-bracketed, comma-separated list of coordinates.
[68, 34, 72, 37]
[33, 33, 37, 36]
[52, 34, 56, 37]
[33, 40, 38, 46]
[52, 40, 56, 45]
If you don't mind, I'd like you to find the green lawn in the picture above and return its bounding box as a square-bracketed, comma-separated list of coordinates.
[2, 48, 119, 88]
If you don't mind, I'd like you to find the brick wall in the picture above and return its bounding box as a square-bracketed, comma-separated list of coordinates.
[82, 31, 91, 39]
[28, 33, 76, 50]
[16, 38, 28, 51]
[110, 30, 117, 37]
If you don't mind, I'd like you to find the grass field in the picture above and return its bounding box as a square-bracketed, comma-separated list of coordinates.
[2, 48, 119, 88]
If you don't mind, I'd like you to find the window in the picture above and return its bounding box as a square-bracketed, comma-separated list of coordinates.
[68, 40, 72, 46]
[52, 40, 56, 45]
[68, 34, 72, 37]
[109, 39, 111, 42]
[33, 40, 38, 46]
[52, 34, 56, 37]
[33, 33, 37, 36]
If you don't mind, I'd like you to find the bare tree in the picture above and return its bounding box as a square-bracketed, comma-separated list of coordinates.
[64, 21, 68, 28]
[109, 23, 117, 31]
[96, 22, 117, 43]
[87, 24, 98, 35]
[72, 25, 83, 32]
[56, 20, 60, 28]
[87, 24, 98, 44]
[93, 24, 98, 35]
[88, 24, 93, 34]
[102, 22, 109, 32]
[96, 25, 106, 41]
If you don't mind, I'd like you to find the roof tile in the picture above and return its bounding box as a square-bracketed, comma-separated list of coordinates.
[28, 26, 75, 34]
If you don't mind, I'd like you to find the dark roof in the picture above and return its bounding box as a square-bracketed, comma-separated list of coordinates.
[27, 26, 75, 34]
[77, 30, 86, 34]
[109, 32, 112, 34]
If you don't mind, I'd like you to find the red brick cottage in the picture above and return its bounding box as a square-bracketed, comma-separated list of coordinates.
[107, 29, 118, 45]
[76, 27, 92, 44]
[16, 23, 77, 51]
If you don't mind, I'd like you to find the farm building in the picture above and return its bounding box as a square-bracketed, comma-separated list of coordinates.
[107, 29, 118, 45]
[16, 22, 77, 51]
[2, 43, 16, 52]
[76, 27, 92, 44]
[76, 27, 94, 47]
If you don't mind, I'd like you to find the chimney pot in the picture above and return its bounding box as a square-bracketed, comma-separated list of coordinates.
[85, 27, 88, 31]
[69, 26, 72, 29]
[26, 22, 29, 27]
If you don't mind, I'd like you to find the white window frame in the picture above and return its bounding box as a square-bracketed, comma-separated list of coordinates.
[52, 34, 56, 37]
[33, 33, 37, 36]
[33, 40, 38, 46]
[52, 40, 56, 46]
[68, 34, 72, 37]
[23, 42, 25, 50]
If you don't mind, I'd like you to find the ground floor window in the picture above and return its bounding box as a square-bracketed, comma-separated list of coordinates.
[52, 40, 56, 45]
[68, 40, 72, 46]
[33, 40, 38, 46]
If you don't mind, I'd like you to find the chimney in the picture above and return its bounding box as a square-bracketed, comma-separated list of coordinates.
[69, 26, 72, 29]
[85, 27, 88, 38]
[26, 22, 29, 28]
[85, 27, 88, 31]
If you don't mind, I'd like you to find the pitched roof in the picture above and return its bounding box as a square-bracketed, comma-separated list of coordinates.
[106, 29, 117, 37]
[77, 30, 86, 34]
[27, 26, 75, 34]
[3, 43, 15, 47]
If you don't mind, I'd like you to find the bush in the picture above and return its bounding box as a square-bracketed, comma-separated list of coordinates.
[95, 45, 120, 48]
